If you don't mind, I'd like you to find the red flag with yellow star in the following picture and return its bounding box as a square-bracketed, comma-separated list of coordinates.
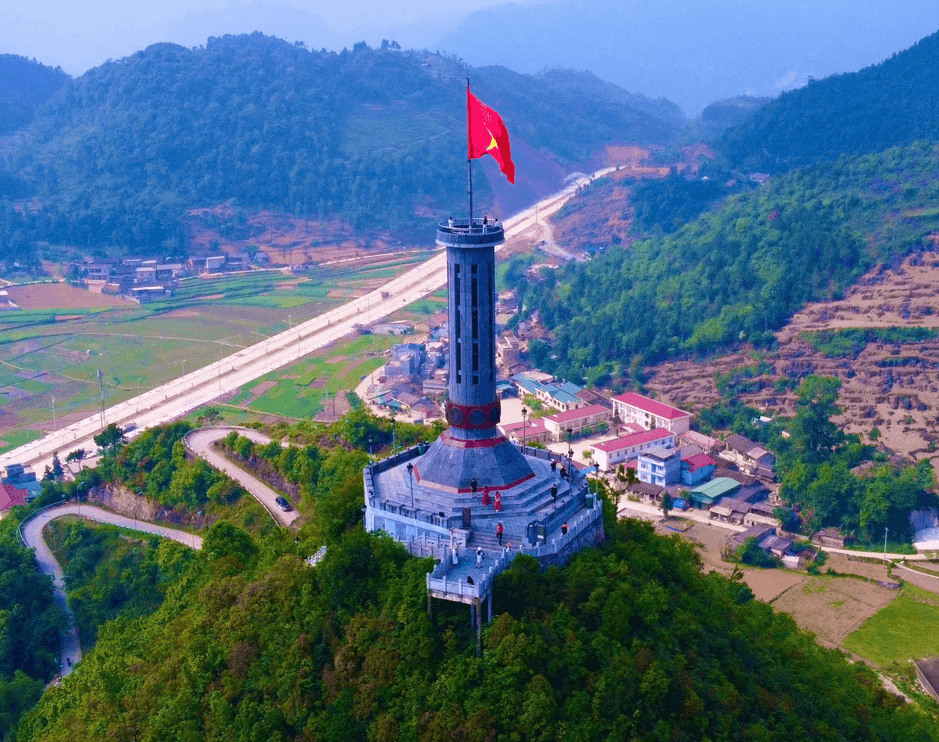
[467, 89, 515, 184]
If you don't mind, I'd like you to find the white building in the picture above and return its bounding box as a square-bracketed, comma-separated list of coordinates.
[588, 427, 676, 471]
[611, 392, 692, 434]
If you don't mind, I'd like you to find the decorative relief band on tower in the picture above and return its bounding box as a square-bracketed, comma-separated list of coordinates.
[445, 400, 501, 429]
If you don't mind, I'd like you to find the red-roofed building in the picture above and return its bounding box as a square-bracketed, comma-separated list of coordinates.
[612, 392, 692, 434]
[588, 427, 676, 470]
[0, 482, 29, 518]
[498, 417, 551, 446]
[543, 404, 611, 442]
[681, 453, 716, 486]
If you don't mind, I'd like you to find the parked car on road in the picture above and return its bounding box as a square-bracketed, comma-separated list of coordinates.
[275, 496, 292, 512]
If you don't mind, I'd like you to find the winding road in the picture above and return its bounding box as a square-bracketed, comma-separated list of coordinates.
[184, 427, 299, 527]
[20, 504, 203, 677]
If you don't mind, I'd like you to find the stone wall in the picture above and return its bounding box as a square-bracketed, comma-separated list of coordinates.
[534, 517, 606, 570]
[87, 483, 212, 530]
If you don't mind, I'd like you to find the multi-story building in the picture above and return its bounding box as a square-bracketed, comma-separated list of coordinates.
[611, 392, 692, 434]
[588, 428, 675, 471]
[637, 446, 681, 486]
[542, 404, 611, 442]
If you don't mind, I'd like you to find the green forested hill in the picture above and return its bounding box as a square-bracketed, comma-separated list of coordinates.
[522, 142, 939, 383]
[0, 33, 682, 261]
[716, 28, 939, 171]
[0, 55, 69, 136]
[15, 512, 938, 742]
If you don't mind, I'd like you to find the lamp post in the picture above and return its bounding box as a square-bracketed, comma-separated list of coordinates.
[521, 406, 528, 449]
[390, 412, 396, 454]
[566, 428, 573, 464]
[52, 396, 56, 432]
[407, 462, 415, 509]
[883, 526, 889, 564]
[368, 435, 373, 457]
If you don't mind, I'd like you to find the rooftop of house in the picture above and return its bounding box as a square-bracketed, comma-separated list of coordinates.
[612, 392, 691, 420]
[500, 418, 547, 434]
[682, 453, 716, 470]
[592, 427, 673, 453]
[640, 445, 680, 461]
[690, 477, 742, 500]
[724, 433, 763, 456]
[680, 430, 721, 448]
[544, 404, 608, 425]
[0, 483, 29, 511]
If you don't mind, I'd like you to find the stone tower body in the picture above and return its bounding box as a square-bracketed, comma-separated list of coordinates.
[414, 218, 534, 494]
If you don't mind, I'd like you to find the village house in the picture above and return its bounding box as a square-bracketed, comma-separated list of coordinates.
[513, 374, 585, 413]
[626, 480, 666, 504]
[722, 434, 777, 480]
[0, 482, 30, 518]
[688, 477, 741, 510]
[637, 446, 682, 487]
[681, 453, 716, 486]
[813, 527, 846, 548]
[679, 429, 722, 453]
[589, 427, 676, 471]
[495, 332, 525, 375]
[710, 496, 752, 525]
[542, 404, 611, 442]
[611, 392, 692, 434]
[499, 417, 551, 446]
[744, 500, 786, 528]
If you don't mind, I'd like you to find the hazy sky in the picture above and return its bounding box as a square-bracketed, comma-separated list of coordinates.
[4, 0, 939, 114]
[1, 0, 549, 74]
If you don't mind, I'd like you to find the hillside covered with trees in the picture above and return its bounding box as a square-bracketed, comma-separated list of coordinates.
[0, 33, 683, 265]
[13, 503, 938, 741]
[521, 141, 939, 384]
[715, 27, 939, 172]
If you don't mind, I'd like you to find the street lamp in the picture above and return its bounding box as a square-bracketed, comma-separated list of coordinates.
[390, 413, 396, 453]
[883, 526, 889, 564]
[566, 428, 573, 463]
[52, 396, 56, 432]
[521, 406, 528, 448]
[407, 462, 415, 509]
[368, 435, 373, 457]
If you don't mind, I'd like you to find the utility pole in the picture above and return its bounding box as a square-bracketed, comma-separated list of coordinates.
[96, 369, 106, 428]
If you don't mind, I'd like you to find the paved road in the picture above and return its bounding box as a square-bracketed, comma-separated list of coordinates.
[185, 427, 299, 528]
[0, 170, 609, 477]
[20, 503, 202, 677]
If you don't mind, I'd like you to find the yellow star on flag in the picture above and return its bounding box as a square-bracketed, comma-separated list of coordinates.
[486, 129, 498, 151]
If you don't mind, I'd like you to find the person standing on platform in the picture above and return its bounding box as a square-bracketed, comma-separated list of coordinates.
[481, 487, 492, 506]
[496, 522, 504, 545]
[561, 522, 569, 536]
[494, 491, 502, 512]
[476, 546, 485, 567]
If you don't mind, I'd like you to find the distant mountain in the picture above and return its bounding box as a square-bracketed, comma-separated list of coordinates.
[0, 54, 69, 135]
[717, 28, 939, 172]
[435, 0, 939, 114]
[0, 34, 682, 260]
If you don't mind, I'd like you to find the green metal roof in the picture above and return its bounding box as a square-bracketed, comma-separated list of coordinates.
[689, 477, 741, 505]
